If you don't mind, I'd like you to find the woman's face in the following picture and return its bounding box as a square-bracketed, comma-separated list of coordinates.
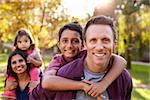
[57, 29, 82, 62]
[11, 54, 27, 74]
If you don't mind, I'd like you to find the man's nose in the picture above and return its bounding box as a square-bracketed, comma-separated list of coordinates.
[95, 41, 104, 49]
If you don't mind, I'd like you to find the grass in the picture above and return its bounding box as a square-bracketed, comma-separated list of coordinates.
[129, 64, 150, 84]
[129, 64, 150, 100]
[132, 88, 150, 100]
[0, 53, 149, 99]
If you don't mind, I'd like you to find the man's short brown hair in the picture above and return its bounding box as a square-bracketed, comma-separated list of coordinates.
[83, 15, 116, 42]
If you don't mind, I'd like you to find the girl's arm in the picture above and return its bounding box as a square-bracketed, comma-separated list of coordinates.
[85, 54, 126, 96]
[28, 49, 42, 67]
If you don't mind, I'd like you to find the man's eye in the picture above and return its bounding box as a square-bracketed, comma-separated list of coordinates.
[11, 61, 16, 64]
[103, 38, 110, 43]
[25, 40, 28, 43]
[90, 38, 97, 43]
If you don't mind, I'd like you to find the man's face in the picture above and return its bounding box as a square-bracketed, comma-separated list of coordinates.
[57, 29, 82, 62]
[84, 24, 114, 67]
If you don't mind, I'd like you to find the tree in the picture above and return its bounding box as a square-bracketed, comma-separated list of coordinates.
[117, 0, 150, 69]
[0, 0, 71, 49]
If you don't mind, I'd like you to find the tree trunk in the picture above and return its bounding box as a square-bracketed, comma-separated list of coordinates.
[126, 48, 131, 69]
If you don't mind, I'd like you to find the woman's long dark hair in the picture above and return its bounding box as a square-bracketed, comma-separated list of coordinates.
[6, 50, 30, 80]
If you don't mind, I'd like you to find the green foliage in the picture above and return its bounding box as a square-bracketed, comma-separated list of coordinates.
[117, 3, 150, 62]
[0, 0, 85, 49]
[0, 53, 8, 73]
[0, 76, 5, 94]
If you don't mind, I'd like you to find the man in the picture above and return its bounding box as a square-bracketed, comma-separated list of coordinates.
[30, 15, 132, 100]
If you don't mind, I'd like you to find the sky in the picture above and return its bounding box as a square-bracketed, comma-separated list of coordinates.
[61, 0, 112, 19]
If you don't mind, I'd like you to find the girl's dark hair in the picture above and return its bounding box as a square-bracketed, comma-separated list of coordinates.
[57, 22, 83, 44]
[84, 15, 116, 42]
[14, 29, 35, 51]
[6, 50, 30, 80]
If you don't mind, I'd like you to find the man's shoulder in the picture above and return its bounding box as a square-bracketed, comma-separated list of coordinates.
[119, 69, 132, 83]
[122, 69, 132, 78]
[57, 58, 84, 78]
[58, 58, 83, 72]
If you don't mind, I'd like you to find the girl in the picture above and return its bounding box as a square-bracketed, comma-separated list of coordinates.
[44, 22, 126, 97]
[3, 29, 42, 99]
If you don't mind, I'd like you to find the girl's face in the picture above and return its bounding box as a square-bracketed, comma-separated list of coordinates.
[11, 54, 27, 74]
[17, 35, 31, 50]
[57, 29, 82, 62]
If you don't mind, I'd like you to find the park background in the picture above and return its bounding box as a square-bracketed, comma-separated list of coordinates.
[0, 0, 149, 100]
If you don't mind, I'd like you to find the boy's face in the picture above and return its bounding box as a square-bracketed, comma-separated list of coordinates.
[57, 29, 82, 62]
[84, 24, 114, 67]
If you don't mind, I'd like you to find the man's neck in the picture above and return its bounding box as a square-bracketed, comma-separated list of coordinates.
[84, 57, 109, 73]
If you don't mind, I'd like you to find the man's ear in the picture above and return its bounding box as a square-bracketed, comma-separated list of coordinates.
[113, 40, 117, 53]
[57, 42, 60, 50]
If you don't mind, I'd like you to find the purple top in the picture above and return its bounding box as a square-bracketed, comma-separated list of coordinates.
[46, 50, 87, 71]
[29, 52, 132, 100]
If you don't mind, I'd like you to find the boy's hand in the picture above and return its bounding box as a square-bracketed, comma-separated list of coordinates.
[82, 80, 106, 97]
[81, 81, 92, 93]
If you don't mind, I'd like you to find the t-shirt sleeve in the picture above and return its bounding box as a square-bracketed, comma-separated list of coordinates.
[29, 81, 56, 99]
[45, 54, 62, 71]
[57, 58, 83, 80]
[77, 50, 87, 58]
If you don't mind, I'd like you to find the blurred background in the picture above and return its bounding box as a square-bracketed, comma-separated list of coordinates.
[0, 0, 149, 99]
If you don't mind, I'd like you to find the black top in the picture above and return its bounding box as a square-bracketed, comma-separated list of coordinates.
[16, 82, 30, 100]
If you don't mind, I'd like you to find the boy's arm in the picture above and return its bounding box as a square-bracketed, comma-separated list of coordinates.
[102, 54, 126, 88]
[45, 69, 57, 76]
[85, 54, 126, 97]
[42, 58, 92, 92]
[42, 75, 91, 91]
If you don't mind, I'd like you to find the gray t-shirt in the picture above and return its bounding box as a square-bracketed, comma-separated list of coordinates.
[76, 67, 109, 100]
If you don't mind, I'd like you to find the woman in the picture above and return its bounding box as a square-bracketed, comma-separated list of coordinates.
[2, 50, 37, 100]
